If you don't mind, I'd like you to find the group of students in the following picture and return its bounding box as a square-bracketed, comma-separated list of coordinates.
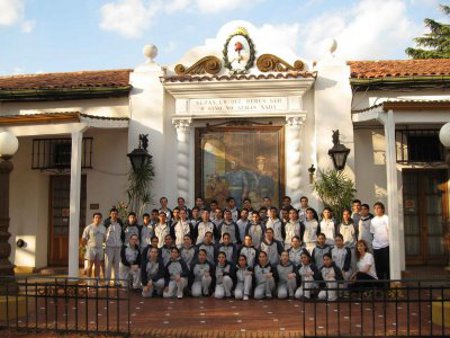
[81, 195, 390, 300]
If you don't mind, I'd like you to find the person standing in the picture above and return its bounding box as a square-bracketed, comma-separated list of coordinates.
[82, 212, 106, 279]
[358, 204, 373, 252]
[283, 208, 305, 250]
[171, 208, 193, 248]
[154, 211, 171, 249]
[105, 208, 123, 284]
[370, 202, 390, 280]
[319, 208, 336, 247]
[265, 207, 283, 243]
[298, 196, 309, 223]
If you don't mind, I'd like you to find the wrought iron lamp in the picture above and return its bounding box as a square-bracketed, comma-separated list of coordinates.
[0, 131, 19, 282]
[328, 130, 350, 171]
[127, 134, 152, 172]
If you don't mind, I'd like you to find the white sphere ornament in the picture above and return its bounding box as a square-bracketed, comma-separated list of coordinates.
[143, 44, 158, 62]
[439, 122, 450, 148]
[0, 131, 19, 158]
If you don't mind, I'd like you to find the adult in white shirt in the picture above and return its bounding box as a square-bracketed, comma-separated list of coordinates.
[350, 240, 377, 290]
[370, 202, 390, 280]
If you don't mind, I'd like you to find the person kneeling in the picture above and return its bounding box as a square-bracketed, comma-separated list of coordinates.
[254, 251, 278, 299]
[276, 251, 298, 299]
[141, 247, 165, 297]
[318, 253, 344, 301]
[214, 252, 236, 298]
[163, 247, 189, 299]
[235, 255, 253, 300]
[119, 234, 141, 289]
[190, 249, 214, 297]
[295, 251, 320, 300]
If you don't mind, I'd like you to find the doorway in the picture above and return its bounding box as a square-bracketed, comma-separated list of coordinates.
[403, 169, 448, 265]
[48, 175, 87, 266]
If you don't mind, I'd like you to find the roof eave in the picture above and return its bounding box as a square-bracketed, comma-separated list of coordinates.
[350, 76, 450, 91]
[0, 86, 132, 102]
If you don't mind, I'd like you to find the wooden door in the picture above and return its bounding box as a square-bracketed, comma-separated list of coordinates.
[48, 175, 87, 266]
[403, 170, 448, 265]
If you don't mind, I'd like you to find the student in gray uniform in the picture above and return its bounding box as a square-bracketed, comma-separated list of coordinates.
[121, 212, 142, 247]
[245, 212, 265, 250]
[140, 213, 154, 253]
[171, 208, 193, 248]
[141, 246, 165, 297]
[303, 208, 320, 254]
[260, 228, 284, 266]
[236, 209, 250, 247]
[189, 249, 214, 297]
[82, 212, 106, 279]
[320, 208, 336, 246]
[331, 234, 352, 281]
[212, 208, 224, 232]
[259, 207, 269, 226]
[318, 253, 344, 301]
[217, 233, 238, 264]
[253, 251, 278, 300]
[287, 236, 305, 267]
[171, 207, 181, 228]
[235, 255, 253, 300]
[189, 207, 201, 228]
[276, 251, 298, 299]
[197, 231, 216, 264]
[154, 211, 170, 249]
[119, 234, 141, 289]
[311, 233, 332, 269]
[218, 209, 240, 244]
[283, 208, 305, 250]
[159, 196, 172, 223]
[105, 208, 123, 284]
[298, 196, 309, 223]
[214, 251, 236, 299]
[180, 235, 197, 269]
[160, 234, 174, 266]
[194, 210, 218, 245]
[238, 235, 258, 267]
[163, 247, 189, 299]
[225, 197, 239, 222]
[358, 204, 373, 252]
[337, 208, 358, 271]
[351, 199, 362, 227]
[295, 250, 321, 300]
[265, 207, 283, 242]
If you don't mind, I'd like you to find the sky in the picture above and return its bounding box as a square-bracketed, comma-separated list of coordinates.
[0, 0, 447, 75]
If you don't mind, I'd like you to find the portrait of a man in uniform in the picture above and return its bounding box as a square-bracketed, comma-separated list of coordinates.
[224, 160, 249, 208]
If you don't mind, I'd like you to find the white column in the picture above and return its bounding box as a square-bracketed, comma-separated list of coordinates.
[68, 125, 88, 278]
[384, 109, 402, 279]
[285, 115, 305, 208]
[173, 118, 192, 203]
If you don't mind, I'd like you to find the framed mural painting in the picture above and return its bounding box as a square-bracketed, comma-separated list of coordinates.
[195, 125, 285, 209]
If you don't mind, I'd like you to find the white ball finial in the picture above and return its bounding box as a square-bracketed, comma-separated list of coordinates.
[439, 122, 450, 148]
[143, 44, 158, 63]
[0, 131, 19, 158]
[326, 38, 338, 55]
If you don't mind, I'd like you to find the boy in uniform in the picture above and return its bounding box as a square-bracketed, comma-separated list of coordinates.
[82, 212, 106, 279]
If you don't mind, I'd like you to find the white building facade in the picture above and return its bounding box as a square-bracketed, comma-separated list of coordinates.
[1, 22, 449, 278]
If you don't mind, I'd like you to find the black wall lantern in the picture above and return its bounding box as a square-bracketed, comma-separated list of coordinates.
[328, 130, 350, 171]
[127, 134, 152, 172]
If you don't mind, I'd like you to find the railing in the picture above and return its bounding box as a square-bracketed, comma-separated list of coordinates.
[301, 279, 450, 337]
[0, 276, 130, 337]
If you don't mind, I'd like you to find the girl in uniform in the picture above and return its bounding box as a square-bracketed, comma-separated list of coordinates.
[253, 251, 277, 299]
[163, 247, 189, 299]
[180, 234, 197, 269]
[235, 255, 253, 300]
[288, 236, 305, 267]
[245, 212, 266, 250]
[189, 249, 214, 297]
[318, 253, 343, 301]
[283, 208, 304, 250]
[303, 208, 320, 254]
[217, 233, 238, 264]
[337, 208, 357, 270]
[276, 251, 298, 299]
[214, 251, 236, 299]
[239, 235, 258, 267]
[295, 250, 321, 300]
[319, 207, 336, 246]
[141, 246, 165, 298]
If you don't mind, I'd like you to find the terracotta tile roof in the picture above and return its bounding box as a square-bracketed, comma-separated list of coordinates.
[352, 99, 450, 114]
[0, 69, 132, 90]
[348, 59, 450, 79]
[162, 71, 317, 83]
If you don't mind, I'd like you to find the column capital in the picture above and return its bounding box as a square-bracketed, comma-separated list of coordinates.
[285, 115, 306, 127]
[172, 117, 193, 134]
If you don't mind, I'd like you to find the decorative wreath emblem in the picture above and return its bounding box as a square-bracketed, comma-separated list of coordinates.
[223, 27, 256, 74]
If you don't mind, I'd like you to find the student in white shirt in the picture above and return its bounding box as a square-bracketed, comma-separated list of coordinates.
[319, 207, 336, 246]
[370, 202, 390, 280]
